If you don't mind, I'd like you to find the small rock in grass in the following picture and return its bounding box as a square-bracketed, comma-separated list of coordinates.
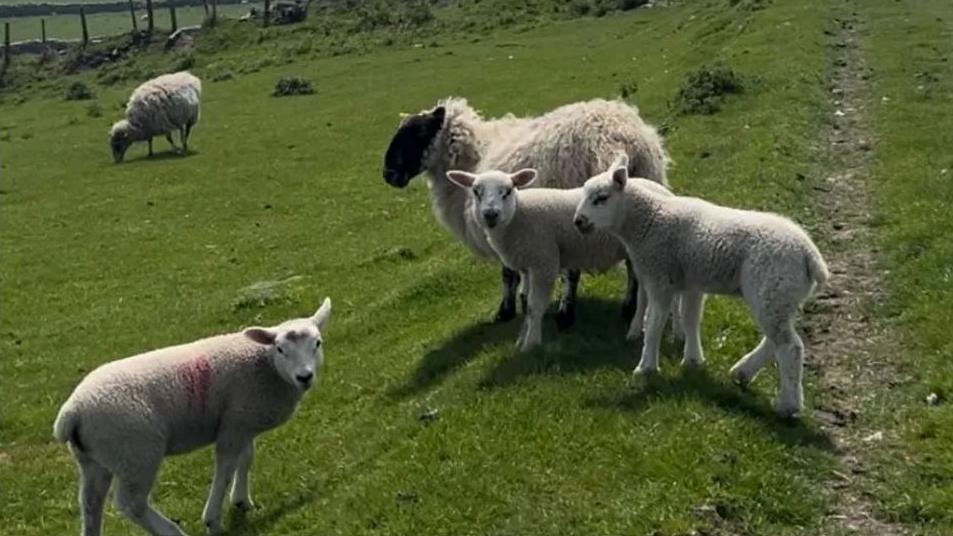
[862, 431, 883, 442]
[926, 393, 940, 406]
[418, 408, 439, 424]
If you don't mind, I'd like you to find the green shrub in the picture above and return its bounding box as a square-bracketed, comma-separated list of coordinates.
[673, 63, 744, 115]
[64, 81, 94, 101]
[272, 76, 315, 97]
[619, 80, 639, 100]
[570, 0, 592, 16]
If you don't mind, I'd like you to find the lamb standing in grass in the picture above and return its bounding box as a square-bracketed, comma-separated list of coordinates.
[53, 299, 331, 536]
[447, 167, 676, 350]
[573, 156, 828, 416]
[382, 98, 670, 328]
[109, 71, 202, 163]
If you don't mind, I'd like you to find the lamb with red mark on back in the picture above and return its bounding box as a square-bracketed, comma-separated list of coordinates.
[52, 299, 332, 536]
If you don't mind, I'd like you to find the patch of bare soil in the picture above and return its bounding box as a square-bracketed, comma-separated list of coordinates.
[803, 6, 908, 536]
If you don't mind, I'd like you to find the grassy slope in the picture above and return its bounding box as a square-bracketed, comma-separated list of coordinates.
[856, 0, 953, 532]
[1, 5, 251, 42]
[0, 1, 857, 534]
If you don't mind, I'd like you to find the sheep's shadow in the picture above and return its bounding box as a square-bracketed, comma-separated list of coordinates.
[389, 297, 680, 398]
[586, 368, 836, 450]
[125, 149, 198, 163]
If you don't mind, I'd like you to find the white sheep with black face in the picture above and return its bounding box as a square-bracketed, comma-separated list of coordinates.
[382, 97, 670, 330]
[575, 156, 829, 417]
[108, 71, 201, 163]
[53, 299, 331, 536]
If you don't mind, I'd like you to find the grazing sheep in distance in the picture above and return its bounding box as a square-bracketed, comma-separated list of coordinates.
[574, 156, 828, 417]
[109, 71, 201, 163]
[382, 97, 670, 329]
[53, 299, 332, 535]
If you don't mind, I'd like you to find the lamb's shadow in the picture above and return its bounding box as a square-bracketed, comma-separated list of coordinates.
[587, 369, 836, 450]
[225, 488, 318, 535]
[477, 297, 683, 390]
[390, 297, 678, 398]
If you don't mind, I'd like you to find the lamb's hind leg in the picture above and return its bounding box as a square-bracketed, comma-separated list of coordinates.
[495, 266, 520, 322]
[230, 440, 255, 511]
[729, 337, 775, 387]
[77, 452, 113, 536]
[555, 269, 580, 332]
[114, 460, 185, 536]
[679, 291, 706, 369]
[770, 323, 805, 418]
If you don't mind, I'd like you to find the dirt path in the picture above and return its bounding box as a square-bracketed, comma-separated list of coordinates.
[803, 5, 908, 536]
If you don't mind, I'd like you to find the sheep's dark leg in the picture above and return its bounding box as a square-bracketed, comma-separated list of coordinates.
[495, 266, 520, 323]
[183, 123, 193, 154]
[180, 128, 188, 155]
[556, 269, 580, 331]
[621, 258, 639, 322]
[148, 138, 154, 157]
[165, 133, 180, 154]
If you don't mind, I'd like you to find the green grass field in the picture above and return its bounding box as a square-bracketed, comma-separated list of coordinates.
[1, 0, 951, 534]
[1, 5, 251, 42]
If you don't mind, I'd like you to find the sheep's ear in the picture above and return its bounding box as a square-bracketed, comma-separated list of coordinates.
[312, 297, 332, 331]
[431, 106, 446, 125]
[244, 327, 278, 345]
[611, 163, 628, 190]
[611, 154, 629, 173]
[446, 170, 476, 189]
[510, 168, 538, 188]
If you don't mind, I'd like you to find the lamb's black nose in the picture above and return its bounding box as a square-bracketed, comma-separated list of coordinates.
[483, 210, 500, 226]
[574, 216, 587, 228]
[296, 372, 314, 385]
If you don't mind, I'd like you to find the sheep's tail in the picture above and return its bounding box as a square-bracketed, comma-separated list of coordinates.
[53, 404, 84, 451]
[805, 244, 830, 288]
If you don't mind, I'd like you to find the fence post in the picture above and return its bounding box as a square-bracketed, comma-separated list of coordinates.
[263, 0, 270, 27]
[169, 2, 178, 32]
[210, 0, 218, 26]
[41, 18, 47, 43]
[128, 0, 138, 32]
[80, 7, 89, 46]
[146, 0, 155, 33]
[202, 0, 209, 18]
[2, 22, 10, 71]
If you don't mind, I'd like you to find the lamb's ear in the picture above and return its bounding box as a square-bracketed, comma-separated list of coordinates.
[611, 161, 629, 190]
[312, 297, 332, 331]
[446, 170, 476, 189]
[510, 168, 538, 188]
[244, 327, 278, 345]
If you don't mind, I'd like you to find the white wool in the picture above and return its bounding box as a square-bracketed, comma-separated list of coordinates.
[109, 71, 201, 145]
[52, 300, 331, 535]
[576, 158, 828, 417]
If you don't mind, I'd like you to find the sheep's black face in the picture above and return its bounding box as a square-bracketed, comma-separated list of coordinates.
[110, 135, 131, 163]
[383, 106, 445, 188]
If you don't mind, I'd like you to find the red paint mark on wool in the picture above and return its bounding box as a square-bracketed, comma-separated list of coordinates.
[178, 356, 211, 409]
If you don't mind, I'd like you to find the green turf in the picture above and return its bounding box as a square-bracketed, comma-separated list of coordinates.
[0, 0, 948, 534]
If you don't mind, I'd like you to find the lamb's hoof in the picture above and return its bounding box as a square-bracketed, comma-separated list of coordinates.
[680, 358, 705, 370]
[775, 402, 803, 420]
[631, 364, 658, 378]
[205, 518, 222, 534]
[729, 366, 753, 389]
[494, 302, 517, 323]
[233, 499, 255, 512]
[555, 308, 576, 332]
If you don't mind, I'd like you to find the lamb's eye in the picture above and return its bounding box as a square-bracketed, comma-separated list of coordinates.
[315, 340, 322, 349]
[276, 346, 285, 355]
[593, 195, 609, 206]
[473, 187, 483, 199]
[502, 188, 513, 199]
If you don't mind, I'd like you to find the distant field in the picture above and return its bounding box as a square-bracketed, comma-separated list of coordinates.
[1, 4, 251, 41]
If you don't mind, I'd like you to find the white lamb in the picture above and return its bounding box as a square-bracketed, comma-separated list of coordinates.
[52, 299, 332, 536]
[382, 97, 669, 329]
[109, 71, 202, 163]
[573, 156, 828, 416]
[446, 167, 677, 350]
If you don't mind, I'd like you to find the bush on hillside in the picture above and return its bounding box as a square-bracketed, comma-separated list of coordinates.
[65, 81, 94, 101]
[673, 63, 744, 115]
[272, 76, 314, 97]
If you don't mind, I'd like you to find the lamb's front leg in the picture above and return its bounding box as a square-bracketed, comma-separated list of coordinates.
[495, 266, 520, 322]
[634, 285, 672, 376]
[518, 269, 556, 351]
[230, 441, 255, 511]
[626, 286, 648, 341]
[555, 269, 580, 332]
[203, 441, 244, 534]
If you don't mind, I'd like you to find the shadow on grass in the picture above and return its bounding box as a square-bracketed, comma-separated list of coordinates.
[587, 368, 836, 450]
[225, 489, 318, 536]
[390, 297, 678, 398]
[125, 149, 198, 164]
